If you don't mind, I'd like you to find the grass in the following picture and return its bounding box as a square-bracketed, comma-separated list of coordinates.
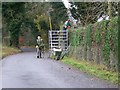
[62, 56, 118, 84]
[0, 46, 21, 59]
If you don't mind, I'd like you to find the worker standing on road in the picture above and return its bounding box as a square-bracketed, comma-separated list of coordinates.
[36, 35, 44, 58]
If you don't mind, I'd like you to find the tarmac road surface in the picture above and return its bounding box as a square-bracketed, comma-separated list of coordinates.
[0, 47, 118, 88]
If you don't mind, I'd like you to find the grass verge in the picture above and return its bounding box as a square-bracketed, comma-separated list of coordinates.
[62, 56, 118, 84]
[0, 46, 21, 59]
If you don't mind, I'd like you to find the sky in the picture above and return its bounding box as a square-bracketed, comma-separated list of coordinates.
[62, 0, 70, 9]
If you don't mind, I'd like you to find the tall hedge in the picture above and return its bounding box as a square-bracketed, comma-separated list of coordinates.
[69, 17, 118, 71]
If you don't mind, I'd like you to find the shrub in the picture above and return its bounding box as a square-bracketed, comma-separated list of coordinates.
[69, 17, 118, 71]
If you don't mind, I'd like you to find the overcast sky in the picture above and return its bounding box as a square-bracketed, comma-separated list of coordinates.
[62, 0, 71, 9]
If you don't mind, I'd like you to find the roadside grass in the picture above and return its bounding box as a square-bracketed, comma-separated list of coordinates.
[1, 46, 21, 59]
[62, 56, 118, 84]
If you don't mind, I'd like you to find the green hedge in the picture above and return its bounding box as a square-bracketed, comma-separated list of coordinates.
[69, 17, 118, 71]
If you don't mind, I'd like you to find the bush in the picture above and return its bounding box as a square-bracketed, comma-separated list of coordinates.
[69, 17, 118, 71]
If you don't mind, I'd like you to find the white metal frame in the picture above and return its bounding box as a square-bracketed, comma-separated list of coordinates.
[48, 30, 68, 55]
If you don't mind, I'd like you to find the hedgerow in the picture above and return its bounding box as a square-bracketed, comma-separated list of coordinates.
[69, 17, 118, 71]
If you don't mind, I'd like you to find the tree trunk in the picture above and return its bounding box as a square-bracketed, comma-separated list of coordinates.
[87, 46, 93, 61]
[9, 31, 19, 48]
[118, 2, 120, 74]
[108, 1, 112, 19]
[84, 45, 87, 61]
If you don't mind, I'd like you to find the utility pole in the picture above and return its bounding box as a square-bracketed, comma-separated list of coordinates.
[49, 16, 52, 31]
[47, 8, 53, 31]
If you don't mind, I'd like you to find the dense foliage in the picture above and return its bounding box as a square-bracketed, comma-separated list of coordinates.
[2, 2, 51, 47]
[2, 2, 68, 47]
[2, 2, 25, 47]
[69, 17, 118, 71]
[49, 2, 68, 30]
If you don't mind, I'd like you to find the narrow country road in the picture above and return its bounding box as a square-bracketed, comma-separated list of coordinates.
[0, 48, 117, 88]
